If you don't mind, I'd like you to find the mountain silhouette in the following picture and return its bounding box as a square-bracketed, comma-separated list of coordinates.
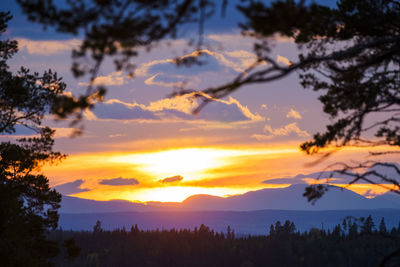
[60, 184, 399, 213]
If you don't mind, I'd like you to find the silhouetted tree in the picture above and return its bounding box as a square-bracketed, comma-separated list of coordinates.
[62, 238, 81, 260]
[349, 221, 358, 239]
[361, 215, 375, 235]
[0, 12, 72, 266]
[332, 224, 342, 240]
[93, 220, 103, 233]
[379, 217, 388, 235]
[269, 224, 275, 236]
[342, 219, 347, 234]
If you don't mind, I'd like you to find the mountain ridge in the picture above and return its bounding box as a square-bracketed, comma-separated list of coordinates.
[60, 184, 400, 213]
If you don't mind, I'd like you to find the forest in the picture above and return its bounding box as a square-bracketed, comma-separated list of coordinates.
[50, 216, 400, 267]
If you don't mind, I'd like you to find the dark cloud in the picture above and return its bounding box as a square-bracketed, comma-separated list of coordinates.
[54, 179, 90, 195]
[160, 175, 183, 183]
[99, 177, 139, 186]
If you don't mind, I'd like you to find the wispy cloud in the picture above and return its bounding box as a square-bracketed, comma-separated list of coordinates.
[108, 133, 127, 138]
[144, 73, 200, 88]
[264, 123, 309, 138]
[251, 134, 274, 141]
[87, 93, 263, 124]
[286, 108, 302, 119]
[78, 71, 126, 87]
[136, 49, 258, 88]
[276, 54, 292, 66]
[16, 38, 80, 55]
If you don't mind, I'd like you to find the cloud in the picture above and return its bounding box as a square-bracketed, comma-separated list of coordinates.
[54, 179, 90, 195]
[207, 33, 255, 50]
[53, 128, 80, 138]
[88, 93, 263, 123]
[160, 175, 184, 184]
[108, 133, 127, 138]
[78, 71, 126, 87]
[2, 125, 78, 139]
[144, 73, 200, 88]
[136, 49, 258, 88]
[208, 33, 294, 45]
[251, 134, 274, 141]
[135, 58, 174, 77]
[136, 50, 221, 80]
[276, 55, 292, 66]
[264, 123, 309, 138]
[90, 99, 159, 120]
[193, 96, 263, 123]
[99, 177, 139, 186]
[286, 108, 302, 119]
[16, 38, 80, 55]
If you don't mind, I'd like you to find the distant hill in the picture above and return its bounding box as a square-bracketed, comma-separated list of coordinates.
[60, 184, 399, 213]
[60, 196, 181, 213]
[180, 184, 396, 210]
[59, 184, 400, 234]
[374, 191, 400, 206]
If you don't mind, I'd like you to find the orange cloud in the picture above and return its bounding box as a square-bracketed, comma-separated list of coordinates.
[17, 38, 80, 55]
[277, 54, 292, 66]
[85, 93, 263, 124]
[286, 108, 302, 119]
[264, 123, 309, 138]
[78, 71, 125, 87]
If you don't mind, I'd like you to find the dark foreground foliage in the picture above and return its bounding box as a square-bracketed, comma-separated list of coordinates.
[51, 217, 400, 267]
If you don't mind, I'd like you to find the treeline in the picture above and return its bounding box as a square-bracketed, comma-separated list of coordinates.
[51, 216, 400, 267]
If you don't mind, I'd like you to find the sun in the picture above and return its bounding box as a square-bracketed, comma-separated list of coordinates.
[110, 147, 235, 181]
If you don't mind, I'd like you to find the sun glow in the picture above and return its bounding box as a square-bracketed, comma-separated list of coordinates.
[46, 145, 302, 202]
[109, 147, 250, 181]
[332, 184, 397, 198]
[129, 186, 264, 203]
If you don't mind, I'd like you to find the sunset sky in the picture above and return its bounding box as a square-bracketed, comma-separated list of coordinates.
[2, 0, 399, 203]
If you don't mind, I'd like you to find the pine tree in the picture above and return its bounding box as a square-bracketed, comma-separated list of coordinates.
[349, 222, 358, 239]
[361, 215, 375, 235]
[269, 224, 275, 236]
[0, 12, 72, 266]
[379, 217, 388, 235]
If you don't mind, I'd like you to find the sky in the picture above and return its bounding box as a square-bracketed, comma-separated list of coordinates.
[2, 0, 400, 203]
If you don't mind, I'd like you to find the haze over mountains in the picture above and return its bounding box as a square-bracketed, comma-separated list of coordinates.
[60, 184, 400, 213]
[58, 184, 400, 234]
